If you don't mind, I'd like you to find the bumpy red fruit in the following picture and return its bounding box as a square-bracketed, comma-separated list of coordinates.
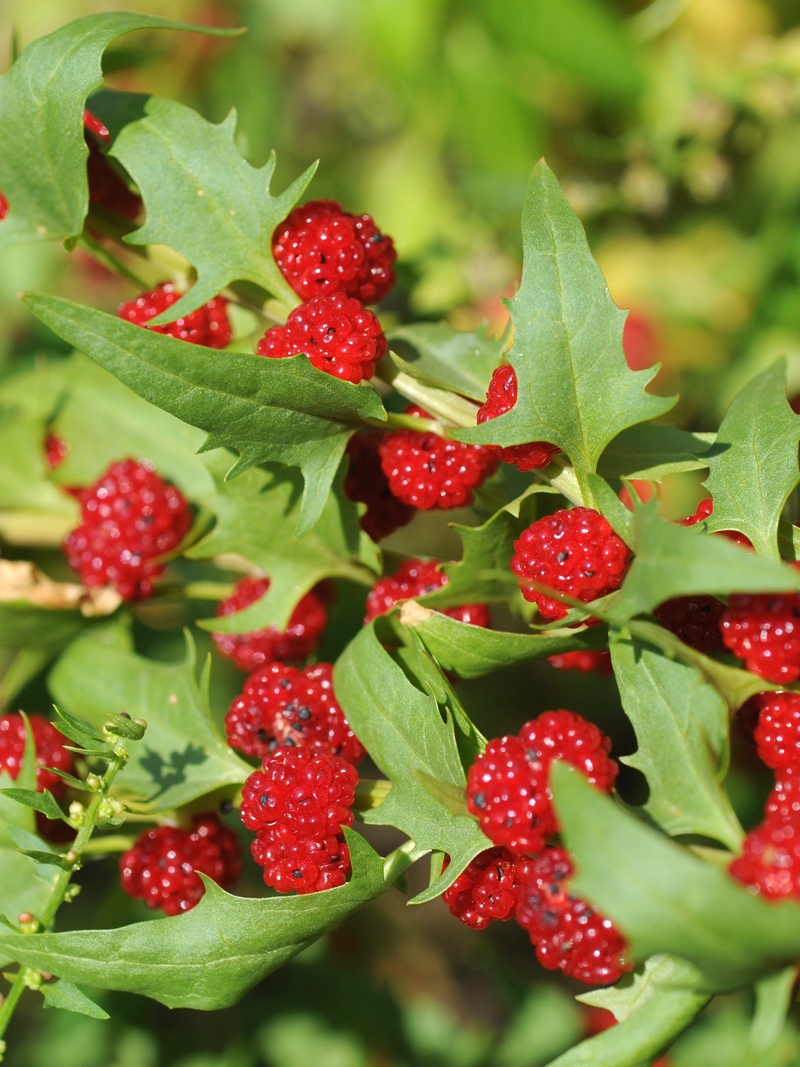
[118, 282, 232, 349]
[364, 557, 491, 628]
[679, 497, 752, 549]
[511, 508, 631, 622]
[213, 576, 328, 673]
[226, 661, 365, 765]
[344, 430, 414, 541]
[257, 293, 385, 384]
[476, 365, 560, 472]
[45, 432, 69, 470]
[0, 191, 8, 221]
[764, 767, 800, 826]
[443, 847, 519, 929]
[272, 199, 396, 304]
[0, 714, 73, 795]
[547, 651, 612, 675]
[654, 595, 725, 654]
[379, 407, 500, 510]
[720, 594, 800, 684]
[84, 110, 142, 220]
[752, 692, 800, 771]
[466, 711, 617, 855]
[63, 459, 192, 600]
[120, 814, 242, 915]
[729, 818, 800, 899]
[515, 847, 630, 985]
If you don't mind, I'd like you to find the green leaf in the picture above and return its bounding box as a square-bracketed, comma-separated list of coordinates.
[0, 789, 65, 823]
[333, 623, 490, 903]
[610, 636, 742, 850]
[404, 608, 608, 679]
[557, 956, 711, 1067]
[0, 409, 77, 514]
[111, 95, 315, 317]
[597, 424, 715, 482]
[750, 966, 797, 1055]
[0, 13, 237, 249]
[48, 630, 251, 812]
[0, 602, 84, 651]
[552, 762, 800, 991]
[606, 501, 800, 625]
[703, 361, 800, 559]
[387, 322, 503, 402]
[191, 458, 378, 633]
[16, 848, 72, 871]
[40, 979, 109, 1020]
[0, 831, 402, 1009]
[455, 162, 674, 497]
[22, 294, 386, 538]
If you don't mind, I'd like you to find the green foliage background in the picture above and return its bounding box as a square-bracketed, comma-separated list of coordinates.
[5, 0, 800, 1064]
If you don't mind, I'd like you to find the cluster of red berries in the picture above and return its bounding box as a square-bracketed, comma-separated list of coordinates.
[240, 747, 358, 893]
[448, 710, 628, 985]
[120, 813, 242, 915]
[365, 558, 491, 628]
[118, 282, 232, 349]
[0, 713, 73, 795]
[63, 458, 192, 600]
[344, 430, 414, 542]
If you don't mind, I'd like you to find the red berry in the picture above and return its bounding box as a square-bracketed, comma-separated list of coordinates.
[653, 595, 725, 654]
[257, 293, 385, 384]
[442, 847, 520, 929]
[83, 109, 111, 143]
[511, 508, 631, 622]
[364, 558, 491, 628]
[476, 365, 560, 473]
[729, 819, 800, 900]
[272, 198, 396, 304]
[0, 714, 73, 795]
[764, 767, 800, 826]
[241, 747, 357, 894]
[45, 432, 69, 470]
[118, 282, 232, 349]
[0, 191, 8, 221]
[466, 711, 617, 855]
[379, 406, 500, 511]
[720, 594, 800, 684]
[679, 498, 752, 549]
[213, 576, 328, 673]
[622, 311, 659, 371]
[516, 847, 630, 986]
[84, 110, 142, 221]
[226, 661, 365, 766]
[63, 459, 192, 600]
[344, 430, 414, 541]
[752, 692, 800, 771]
[547, 651, 612, 675]
[120, 813, 242, 915]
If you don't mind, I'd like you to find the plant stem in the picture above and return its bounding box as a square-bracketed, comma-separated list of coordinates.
[0, 970, 26, 1047]
[77, 232, 150, 290]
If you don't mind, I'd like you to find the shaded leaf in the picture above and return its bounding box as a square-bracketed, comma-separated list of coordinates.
[388, 322, 503, 402]
[40, 979, 109, 1020]
[597, 424, 714, 482]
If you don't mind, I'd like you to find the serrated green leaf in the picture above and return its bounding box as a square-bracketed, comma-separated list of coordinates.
[0, 830, 402, 1009]
[0, 789, 66, 823]
[552, 762, 800, 991]
[17, 848, 72, 871]
[597, 424, 715, 482]
[455, 162, 675, 497]
[387, 322, 503, 402]
[334, 623, 490, 903]
[191, 458, 378, 633]
[610, 636, 742, 850]
[606, 501, 800, 625]
[110, 96, 314, 317]
[703, 361, 800, 559]
[40, 979, 109, 1020]
[406, 609, 608, 679]
[49, 631, 250, 811]
[22, 293, 386, 538]
[0, 13, 236, 249]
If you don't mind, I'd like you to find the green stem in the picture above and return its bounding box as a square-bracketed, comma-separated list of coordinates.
[0, 970, 26, 1048]
[378, 364, 479, 429]
[76, 232, 150, 290]
[177, 582, 236, 602]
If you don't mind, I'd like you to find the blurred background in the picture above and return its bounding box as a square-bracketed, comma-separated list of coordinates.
[4, 0, 800, 1064]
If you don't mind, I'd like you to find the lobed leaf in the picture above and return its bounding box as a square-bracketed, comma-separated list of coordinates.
[597, 423, 714, 482]
[40, 979, 109, 1020]
[387, 322, 503, 402]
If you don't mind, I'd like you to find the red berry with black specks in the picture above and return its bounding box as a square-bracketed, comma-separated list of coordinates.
[257, 293, 386, 384]
[379, 406, 500, 511]
[442, 847, 519, 929]
[226, 661, 365, 765]
[250, 831, 351, 894]
[511, 508, 631, 622]
[466, 711, 617, 855]
[45, 432, 69, 471]
[63, 459, 192, 600]
[364, 557, 491, 629]
[120, 813, 242, 915]
[0, 713, 73, 795]
[272, 199, 396, 304]
[344, 430, 414, 542]
[118, 282, 232, 349]
[654, 595, 726, 654]
[752, 692, 800, 771]
[720, 594, 800, 684]
[213, 576, 328, 673]
[547, 651, 612, 675]
[515, 847, 630, 986]
[476, 365, 560, 473]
